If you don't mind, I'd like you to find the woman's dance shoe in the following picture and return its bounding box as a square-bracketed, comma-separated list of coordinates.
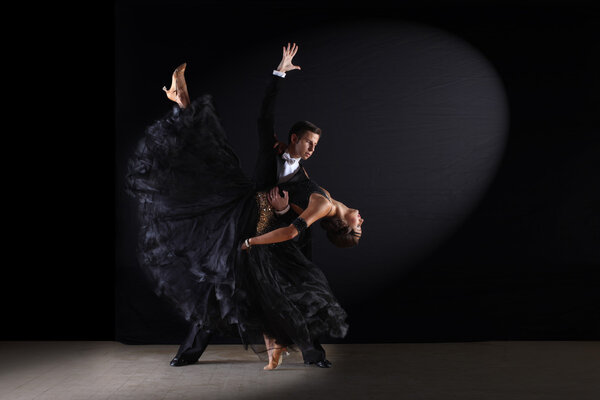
[263, 347, 286, 370]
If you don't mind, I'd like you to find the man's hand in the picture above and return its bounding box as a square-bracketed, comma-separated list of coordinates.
[267, 186, 289, 211]
[276, 42, 301, 73]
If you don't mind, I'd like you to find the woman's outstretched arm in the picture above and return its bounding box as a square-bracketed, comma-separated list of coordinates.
[241, 193, 331, 249]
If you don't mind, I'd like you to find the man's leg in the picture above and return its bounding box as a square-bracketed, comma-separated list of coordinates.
[300, 339, 332, 368]
[170, 321, 213, 366]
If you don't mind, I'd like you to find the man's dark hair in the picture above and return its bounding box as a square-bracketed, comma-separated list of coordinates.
[288, 120, 322, 143]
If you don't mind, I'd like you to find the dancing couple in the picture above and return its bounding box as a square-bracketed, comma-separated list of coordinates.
[126, 43, 364, 370]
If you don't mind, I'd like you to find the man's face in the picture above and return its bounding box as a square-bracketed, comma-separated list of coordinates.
[290, 131, 320, 160]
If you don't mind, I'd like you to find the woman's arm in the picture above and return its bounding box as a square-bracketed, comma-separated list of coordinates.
[244, 225, 298, 248]
[242, 193, 331, 249]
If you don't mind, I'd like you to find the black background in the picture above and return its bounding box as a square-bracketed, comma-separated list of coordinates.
[5, 1, 598, 343]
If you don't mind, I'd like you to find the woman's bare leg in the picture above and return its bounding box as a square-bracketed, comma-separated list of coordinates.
[263, 333, 274, 365]
[163, 63, 190, 108]
[263, 333, 286, 370]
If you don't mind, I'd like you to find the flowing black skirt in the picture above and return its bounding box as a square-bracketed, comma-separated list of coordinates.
[126, 95, 348, 350]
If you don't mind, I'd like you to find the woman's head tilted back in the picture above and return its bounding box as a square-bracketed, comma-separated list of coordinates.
[317, 194, 364, 248]
[320, 216, 362, 248]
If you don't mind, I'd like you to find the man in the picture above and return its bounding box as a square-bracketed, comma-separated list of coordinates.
[171, 43, 331, 368]
[255, 43, 320, 260]
[254, 43, 331, 368]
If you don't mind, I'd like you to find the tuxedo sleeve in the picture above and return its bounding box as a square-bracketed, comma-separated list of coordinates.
[257, 75, 283, 154]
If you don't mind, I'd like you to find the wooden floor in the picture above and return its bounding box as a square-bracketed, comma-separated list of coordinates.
[0, 341, 598, 400]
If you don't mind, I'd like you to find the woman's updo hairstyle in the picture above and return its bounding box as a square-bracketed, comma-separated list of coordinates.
[320, 217, 360, 248]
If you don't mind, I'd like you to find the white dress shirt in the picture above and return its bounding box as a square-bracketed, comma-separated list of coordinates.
[277, 151, 301, 183]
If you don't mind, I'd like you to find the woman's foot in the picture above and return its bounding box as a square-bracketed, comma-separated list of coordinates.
[163, 63, 190, 108]
[263, 346, 286, 370]
[263, 334, 274, 365]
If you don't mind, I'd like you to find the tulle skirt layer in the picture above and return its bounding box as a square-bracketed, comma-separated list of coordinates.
[126, 95, 347, 346]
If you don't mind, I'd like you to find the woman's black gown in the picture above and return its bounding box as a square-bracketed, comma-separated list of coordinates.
[126, 95, 348, 352]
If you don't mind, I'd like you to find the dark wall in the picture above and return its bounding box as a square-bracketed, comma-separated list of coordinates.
[5, 1, 598, 342]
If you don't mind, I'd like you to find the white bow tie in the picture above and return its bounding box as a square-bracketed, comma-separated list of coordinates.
[281, 152, 300, 165]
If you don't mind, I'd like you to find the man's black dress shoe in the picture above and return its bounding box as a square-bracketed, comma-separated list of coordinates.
[304, 359, 332, 368]
[170, 357, 196, 367]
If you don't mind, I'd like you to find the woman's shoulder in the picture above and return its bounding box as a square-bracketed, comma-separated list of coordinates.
[320, 187, 332, 199]
[301, 193, 334, 225]
[307, 192, 333, 217]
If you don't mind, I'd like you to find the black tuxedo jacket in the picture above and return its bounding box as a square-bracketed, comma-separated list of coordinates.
[254, 74, 313, 259]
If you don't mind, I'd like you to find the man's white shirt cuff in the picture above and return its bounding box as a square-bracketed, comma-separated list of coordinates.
[274, 205, 290, 215]
[272, 70, 286, 78]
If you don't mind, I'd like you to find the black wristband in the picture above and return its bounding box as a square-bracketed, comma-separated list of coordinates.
[292, 216, 308, 234]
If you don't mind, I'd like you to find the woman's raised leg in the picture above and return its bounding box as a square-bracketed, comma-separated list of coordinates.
[162, 63, 190, 108]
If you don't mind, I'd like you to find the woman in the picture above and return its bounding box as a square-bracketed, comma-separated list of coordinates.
[126, 48, 363, 370]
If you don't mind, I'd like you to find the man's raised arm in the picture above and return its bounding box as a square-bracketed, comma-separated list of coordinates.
[257, 43, 301, 153]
